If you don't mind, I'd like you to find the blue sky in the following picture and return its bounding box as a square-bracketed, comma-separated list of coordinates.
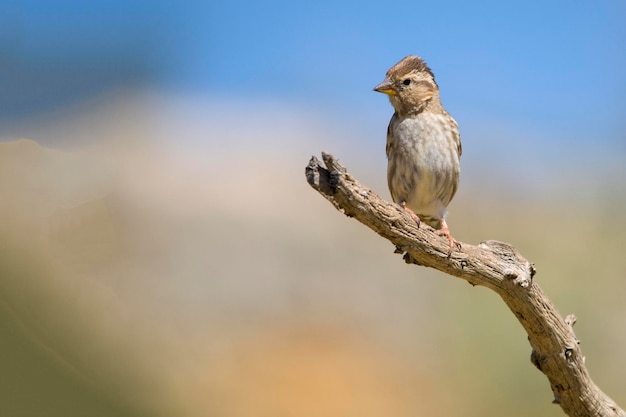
[2, 0, 625, 145]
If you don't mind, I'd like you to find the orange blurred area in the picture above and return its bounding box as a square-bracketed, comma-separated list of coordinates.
[183, 324, 446, 417]
[1, 92, 624, 416]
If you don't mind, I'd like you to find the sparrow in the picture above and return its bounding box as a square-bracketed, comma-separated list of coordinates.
[374, 55, 462, 252]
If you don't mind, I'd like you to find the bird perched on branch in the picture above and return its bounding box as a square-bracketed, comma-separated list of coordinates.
[374, 55, 462, 252]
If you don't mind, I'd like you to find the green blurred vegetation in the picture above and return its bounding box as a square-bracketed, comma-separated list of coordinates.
[0, 297, 145, 417]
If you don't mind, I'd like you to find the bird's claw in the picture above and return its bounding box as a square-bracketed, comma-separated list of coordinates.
[400, 202, 421, 228]
[438, 219, 461, 256]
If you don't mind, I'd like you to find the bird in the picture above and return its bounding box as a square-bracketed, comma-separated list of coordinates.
[373, 55, 462, 253]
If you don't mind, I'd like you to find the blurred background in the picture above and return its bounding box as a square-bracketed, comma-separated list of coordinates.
[0, 1, 624, 416]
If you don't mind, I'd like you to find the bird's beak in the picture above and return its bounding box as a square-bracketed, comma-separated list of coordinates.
[373, 78, 397, 95]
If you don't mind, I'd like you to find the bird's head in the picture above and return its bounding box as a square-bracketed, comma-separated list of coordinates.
[374, 55, 440, 115]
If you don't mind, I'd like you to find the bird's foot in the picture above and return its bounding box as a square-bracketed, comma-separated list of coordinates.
[400, 201, 421, 227]
[438, 219, 461, 256]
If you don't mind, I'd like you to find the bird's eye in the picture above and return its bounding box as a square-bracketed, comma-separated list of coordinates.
[403, 79, 411, 85]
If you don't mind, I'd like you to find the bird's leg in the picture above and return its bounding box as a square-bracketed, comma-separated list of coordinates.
[438, 219, 461, 255]
[400, 201, 420, 227]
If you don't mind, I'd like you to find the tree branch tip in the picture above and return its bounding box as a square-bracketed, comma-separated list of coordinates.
[321, 151, 346, 174]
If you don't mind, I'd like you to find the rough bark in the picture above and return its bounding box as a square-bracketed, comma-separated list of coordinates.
[305, 151, 624, 417]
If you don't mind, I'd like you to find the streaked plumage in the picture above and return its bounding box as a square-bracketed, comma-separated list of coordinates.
[374, 55, 462, 251]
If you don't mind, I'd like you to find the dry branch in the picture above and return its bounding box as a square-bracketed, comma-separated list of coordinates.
[305, 151, 624, 417]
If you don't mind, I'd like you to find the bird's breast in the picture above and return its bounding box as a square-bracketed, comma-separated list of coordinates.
[391, 115, 458, 163]
[386, 113, 461, 220]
